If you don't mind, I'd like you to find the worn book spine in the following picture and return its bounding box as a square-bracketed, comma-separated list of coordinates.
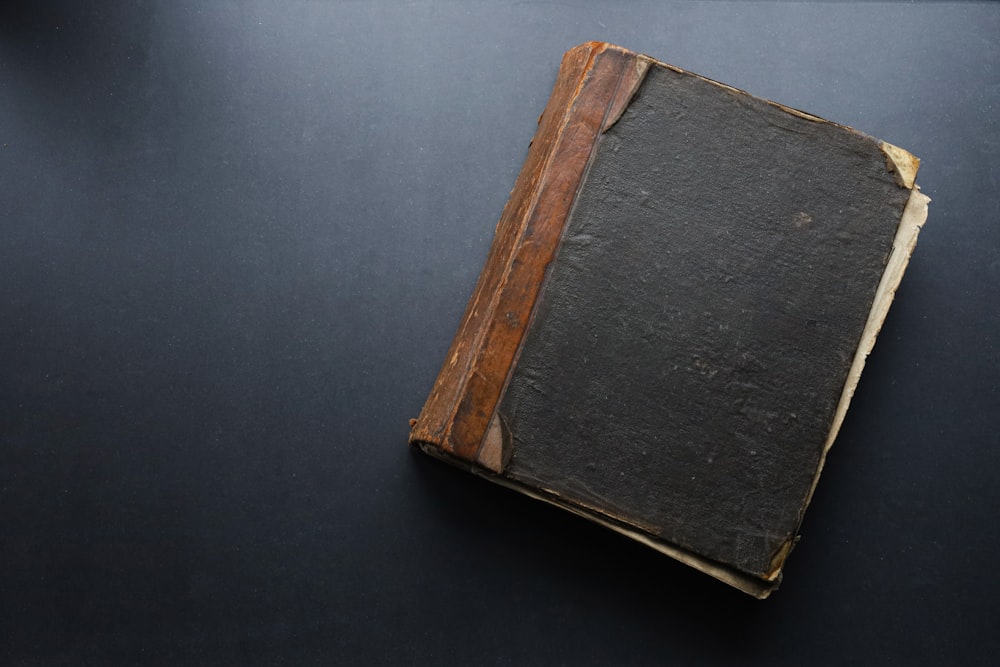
[410, 42, 649, 469]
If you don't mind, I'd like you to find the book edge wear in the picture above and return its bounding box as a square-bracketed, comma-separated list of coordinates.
[409, 41, 930, 598]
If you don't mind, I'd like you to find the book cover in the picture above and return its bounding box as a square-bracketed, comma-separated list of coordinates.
[409, 42, 930, 598]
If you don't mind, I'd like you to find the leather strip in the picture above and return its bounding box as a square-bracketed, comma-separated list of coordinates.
[410, 43, 642, 464]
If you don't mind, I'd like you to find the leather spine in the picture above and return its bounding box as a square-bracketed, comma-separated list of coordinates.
[409, 43, 645, 470]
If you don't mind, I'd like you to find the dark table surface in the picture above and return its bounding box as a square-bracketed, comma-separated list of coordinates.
[2, 1, 998, 664]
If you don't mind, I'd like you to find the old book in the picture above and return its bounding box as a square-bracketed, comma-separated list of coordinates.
[409, 41, 930, 598]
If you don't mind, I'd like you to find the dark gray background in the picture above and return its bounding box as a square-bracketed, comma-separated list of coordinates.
[1, 1, 997, 664]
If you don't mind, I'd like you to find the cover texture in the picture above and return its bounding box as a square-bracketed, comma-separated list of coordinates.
[499, 64, 911, 577]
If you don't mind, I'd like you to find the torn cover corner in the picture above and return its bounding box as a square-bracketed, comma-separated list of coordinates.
[880, 141, 920, 189]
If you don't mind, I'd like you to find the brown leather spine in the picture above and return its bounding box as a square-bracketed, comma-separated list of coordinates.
[409, 42, 643, 467]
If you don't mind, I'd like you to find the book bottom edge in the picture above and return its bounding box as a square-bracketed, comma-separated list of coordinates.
[411, 439, 780, 599]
